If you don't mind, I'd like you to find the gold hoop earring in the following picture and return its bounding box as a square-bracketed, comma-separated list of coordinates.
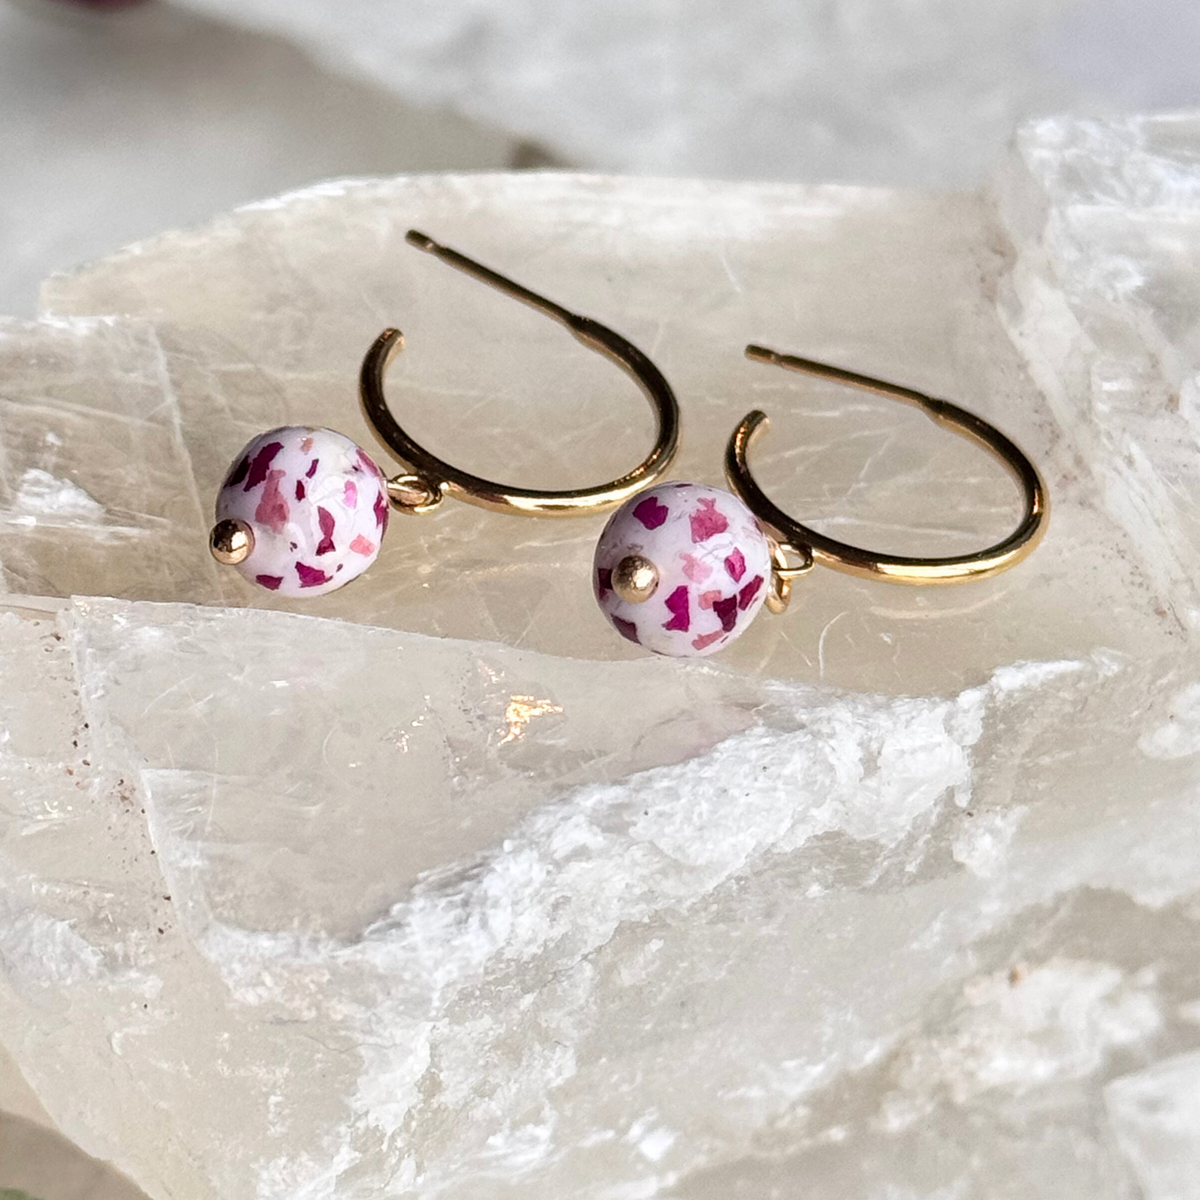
[591, 345, 1048, 657]
[208, 232, 680, 597]
[361, 233, 679, 518]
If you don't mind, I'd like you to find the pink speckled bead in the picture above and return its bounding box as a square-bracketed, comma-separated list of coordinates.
[214, 426, 390, 597]
[594, 482, 773, 656]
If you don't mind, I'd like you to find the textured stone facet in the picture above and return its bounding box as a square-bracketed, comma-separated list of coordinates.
[2, 116, 1200, 1199]
[594, 483, 772, 656]
[33, 171, 1086, 690]
[214, 426, 388, 597]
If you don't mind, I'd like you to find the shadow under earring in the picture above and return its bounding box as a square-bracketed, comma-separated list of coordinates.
[593, 345, 1048, 657]
[210, 231, 680, 596]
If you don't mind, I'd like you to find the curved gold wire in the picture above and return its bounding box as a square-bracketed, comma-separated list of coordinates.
[727, 345, 1049, 591]
[359, 231, 680, 518]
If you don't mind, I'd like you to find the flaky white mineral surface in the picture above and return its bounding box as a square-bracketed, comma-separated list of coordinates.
[1, 112, 1199, 1197]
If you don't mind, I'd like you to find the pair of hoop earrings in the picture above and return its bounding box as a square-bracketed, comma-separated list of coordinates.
[209, 232, 1048, 659]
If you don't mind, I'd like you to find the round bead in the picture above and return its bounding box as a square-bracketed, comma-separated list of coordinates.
[593, 482, 773, 656]
[214, 426, 390, 597]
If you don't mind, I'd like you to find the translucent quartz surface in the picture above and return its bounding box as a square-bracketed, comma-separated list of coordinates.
[162, 0, 1200, 185]
[36, 171, 1164, 695]
[2, 595, 1198, 1200]
[0, 113, 1198, 1196]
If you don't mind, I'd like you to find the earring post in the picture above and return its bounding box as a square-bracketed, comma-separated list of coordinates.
[745, 344, 945, 421]
[356, 232, 681, 516]
[406, 229, 580, 330]
[730, 344, 1049, 585]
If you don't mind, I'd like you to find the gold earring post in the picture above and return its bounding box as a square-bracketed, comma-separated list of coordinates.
[359, 231, 680, 517]
[727, 345, 1048, 595]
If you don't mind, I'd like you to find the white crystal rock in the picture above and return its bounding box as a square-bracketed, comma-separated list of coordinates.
[1105, 1052, 1200, 1199]
[34, 169, 1153, 695]
[1, 111, 1200, 1197]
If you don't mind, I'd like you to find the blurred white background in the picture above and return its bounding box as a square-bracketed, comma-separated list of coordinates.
[3, 0, 1200, 315]
[0, 0, 518, 316]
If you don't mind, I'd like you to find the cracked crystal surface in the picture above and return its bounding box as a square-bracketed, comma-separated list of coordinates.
[1, 112, 1200, 1198]
[35, 169, 1170, 694]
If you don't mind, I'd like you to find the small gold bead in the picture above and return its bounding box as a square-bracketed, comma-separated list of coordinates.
[210, 518, 254, 565]
[612, 554, 659, 603]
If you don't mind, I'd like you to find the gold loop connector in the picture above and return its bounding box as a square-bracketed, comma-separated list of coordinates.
[386, 473, 444, 515]
[727, 346, 1048, 586]
[766, 539, 814, 614]
[358, 232, 681, 518]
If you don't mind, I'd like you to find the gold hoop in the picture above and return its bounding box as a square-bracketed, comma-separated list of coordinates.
[359, 231, 680, 518]
[726, 345, 1048, 598]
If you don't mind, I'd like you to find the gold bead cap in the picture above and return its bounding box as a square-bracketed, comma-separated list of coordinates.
[210, 518, 254, 565]
[612, 554, 659, 603]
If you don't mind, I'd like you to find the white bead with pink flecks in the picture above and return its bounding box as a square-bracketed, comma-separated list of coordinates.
[593, 482, 773, 657]
[214, 426, 390, 597]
